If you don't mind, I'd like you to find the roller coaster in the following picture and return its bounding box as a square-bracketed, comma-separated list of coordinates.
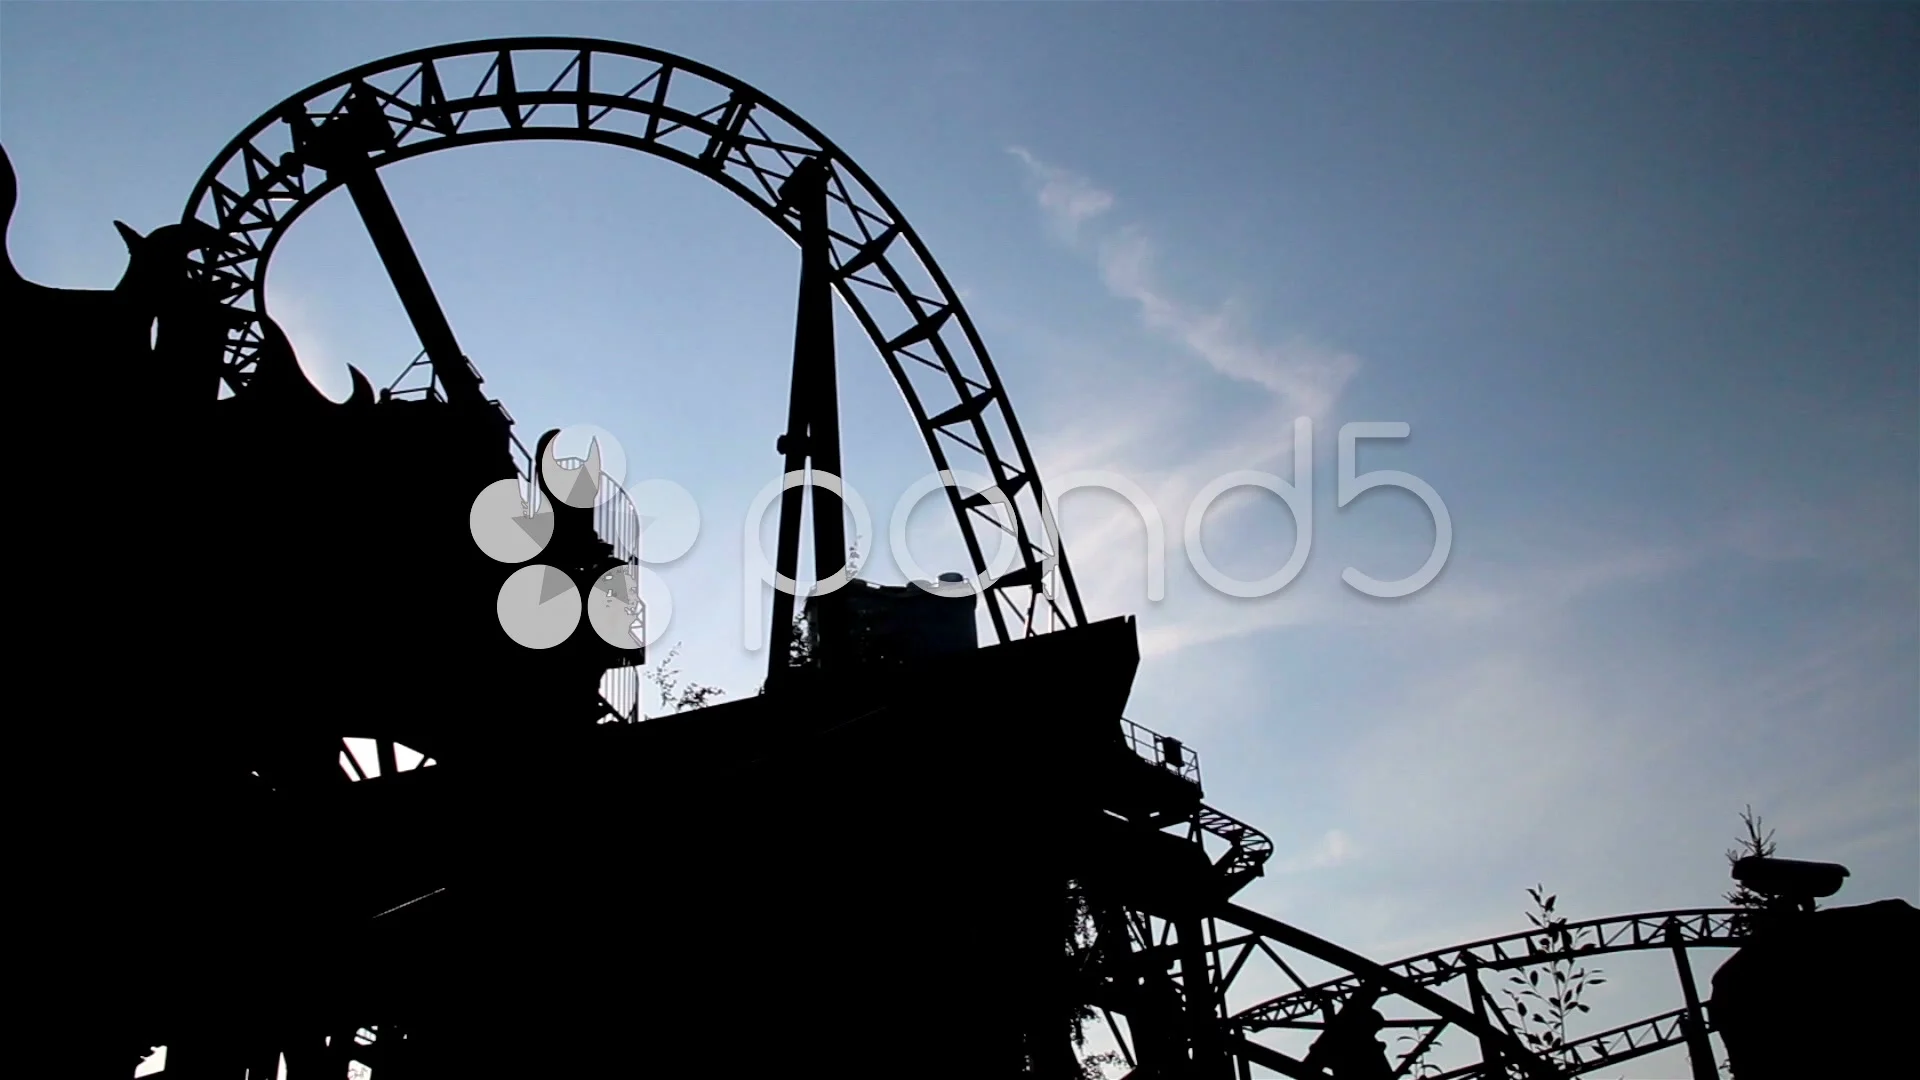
[7, 37, 1910, 1080]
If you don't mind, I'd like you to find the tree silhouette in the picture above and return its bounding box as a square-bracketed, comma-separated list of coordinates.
[1724, 804, 1779, 919]
[1063, 882, 1125, 1080]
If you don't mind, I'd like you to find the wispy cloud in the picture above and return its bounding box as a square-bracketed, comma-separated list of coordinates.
[1720, 475, 1919, 591]
[1008, 146, 1115, 239]
[1011, 147, 1365, 654]
[1401, 539, 1690, 626]
[1010, 147, 1358, 424]
[1094, 227, 1359, 420]
[1042, 399, 1335, 655]
[1337, 650, 1645, 857]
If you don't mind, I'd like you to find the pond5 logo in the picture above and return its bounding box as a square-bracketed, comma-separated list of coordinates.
[466, 429, 647, 652]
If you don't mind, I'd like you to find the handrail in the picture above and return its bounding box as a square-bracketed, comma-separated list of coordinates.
[1119, 717, 1201, 787]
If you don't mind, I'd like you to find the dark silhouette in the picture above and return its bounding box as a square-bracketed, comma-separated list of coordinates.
[1302, 987, 1393, 1079]
[1709, 860, 1917, 1079]
[12, 36, 1824, 1080]
[797, 575, 979, 672]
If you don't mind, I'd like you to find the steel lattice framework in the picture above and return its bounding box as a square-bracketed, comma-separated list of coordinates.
[181, 37, 1082, 641]
[1234, 908, 1746, 1027]
[1177, 907, 1750, 1079]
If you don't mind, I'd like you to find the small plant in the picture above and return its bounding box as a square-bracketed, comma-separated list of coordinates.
[1394, 1030, 1443, 1078]
[786, 614, 816, 668]
[1497, 885, 1604, 1061]
[645, 642, 725, 714]
[1724, 805, 1781, 923]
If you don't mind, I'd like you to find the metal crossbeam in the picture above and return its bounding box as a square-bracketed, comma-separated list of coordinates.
[1235, 909, 1748, 1027]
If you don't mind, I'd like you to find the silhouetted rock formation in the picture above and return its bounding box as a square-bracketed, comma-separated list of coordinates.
[1710, 898, 1919, 1079]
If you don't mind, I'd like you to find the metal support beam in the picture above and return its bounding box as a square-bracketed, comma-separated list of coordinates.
[1227, 1035, 1332, 1080]
[767, 158, 844, 681]
[1177, 915, 1231, 1080]
[307, 87, 486, 407]
[1390, 1022, 1448, 1080]
[1220, 903, 1558, 1079]
[1137, 970, 1189, 1079]
[1303, 982, 1388, 1079]
[1666, 922, 1719, 1080]
[1464, 956, 1505, 1077]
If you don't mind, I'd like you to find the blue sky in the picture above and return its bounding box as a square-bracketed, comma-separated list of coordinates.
[5, 2, 1913, 1073]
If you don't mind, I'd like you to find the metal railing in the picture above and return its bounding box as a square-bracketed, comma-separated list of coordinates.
[1119, 717, 1201, 787]
[521, 447, 647, 722]
[600, 666, 642, 724]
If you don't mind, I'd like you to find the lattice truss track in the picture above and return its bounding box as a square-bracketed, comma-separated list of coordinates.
[1082, 906, 1746, 1079]
[182, 38, 1082, 640]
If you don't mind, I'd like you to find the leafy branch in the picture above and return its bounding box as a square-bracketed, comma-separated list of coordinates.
[1057, 882, 1128, 1080]
[646, 642, 725, 714]
[1394, 1030, 1444, 1078]
[1496, 885, 1604, 1059]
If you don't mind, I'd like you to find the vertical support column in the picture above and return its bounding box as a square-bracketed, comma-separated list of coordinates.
[295, 86, 485, 408]
[1304, 983, 1390, 1079]
[767, 157, 844, 682]
[1667, 921, 1720, 1080]
[1176, 914, 1229, 1080]
[1098, 902, 1182, 1079]
[1464, 956, 1506, 1078]
[798, 164, 845, 585]
[1136, 967, 1189, 1080]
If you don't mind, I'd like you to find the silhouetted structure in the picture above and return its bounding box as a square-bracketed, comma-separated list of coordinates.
[1728, 855, 1849, 914]
[1708, 860, 1916, 1080]
[801, 575, 979, 670]
[19, 36, 1891, 1080]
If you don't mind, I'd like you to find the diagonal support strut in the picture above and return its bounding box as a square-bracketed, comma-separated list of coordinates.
[297, 84, 486, 407]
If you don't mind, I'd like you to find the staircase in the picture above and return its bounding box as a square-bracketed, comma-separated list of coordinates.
[1195, 804, 1273, 897]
